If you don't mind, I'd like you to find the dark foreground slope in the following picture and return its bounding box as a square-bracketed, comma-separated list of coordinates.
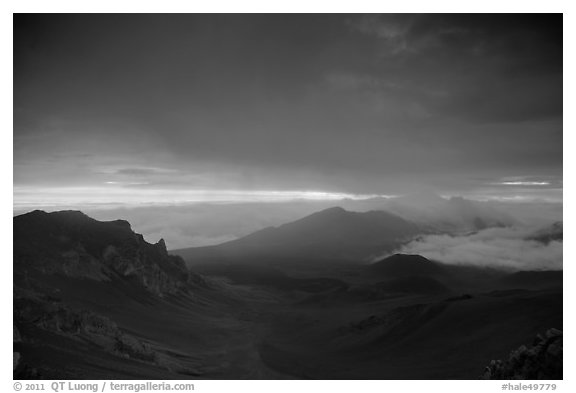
[259, 287, 561, 379]
[14, 210, 562, 379]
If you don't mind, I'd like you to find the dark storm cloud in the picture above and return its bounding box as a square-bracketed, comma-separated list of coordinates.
[14, 14, 562, 200]
[346, 14, 562, 123]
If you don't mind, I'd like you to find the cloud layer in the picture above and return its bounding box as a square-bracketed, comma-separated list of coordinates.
[397, 226, 562, 271]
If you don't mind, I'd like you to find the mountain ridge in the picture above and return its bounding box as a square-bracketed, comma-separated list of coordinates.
[14, 209, 203, 297]
[173, 206, 422, 263]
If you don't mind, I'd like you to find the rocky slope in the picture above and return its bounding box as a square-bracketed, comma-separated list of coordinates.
[14, 210, 204, 296]
[481, 328, 562, 379]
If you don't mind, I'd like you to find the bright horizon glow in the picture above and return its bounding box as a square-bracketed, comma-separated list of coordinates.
[13, 185, 391, 211]
[497, 181, 551, 186]
[13, 184, 563, 214]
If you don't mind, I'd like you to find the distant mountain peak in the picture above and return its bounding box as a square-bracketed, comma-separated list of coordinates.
[368, 253, 444, 278]
[173, 206, 422, 262]
[307, 206, 348, 217]
[376, 253, 436, 267]
[323, 206, 346, 212]
[386, 253, 432, 262]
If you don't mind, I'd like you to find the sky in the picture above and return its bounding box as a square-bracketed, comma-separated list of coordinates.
[14, 14, 563, 210]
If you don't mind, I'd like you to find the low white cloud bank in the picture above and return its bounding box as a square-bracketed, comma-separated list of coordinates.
[398, 226, 562, 271]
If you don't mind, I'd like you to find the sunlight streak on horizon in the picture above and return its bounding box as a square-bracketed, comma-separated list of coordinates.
[13, 185, 391, 211]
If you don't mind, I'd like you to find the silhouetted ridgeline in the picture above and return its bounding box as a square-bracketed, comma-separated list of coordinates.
[14, 210, 205, 296]
[172, 206, 423, 263]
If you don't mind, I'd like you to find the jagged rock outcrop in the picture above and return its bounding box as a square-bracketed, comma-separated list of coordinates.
[13, 210, 204, 297]
[481, 328, 562, 379]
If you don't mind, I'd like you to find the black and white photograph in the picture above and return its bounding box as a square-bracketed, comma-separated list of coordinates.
[12, 10, 564, 382]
